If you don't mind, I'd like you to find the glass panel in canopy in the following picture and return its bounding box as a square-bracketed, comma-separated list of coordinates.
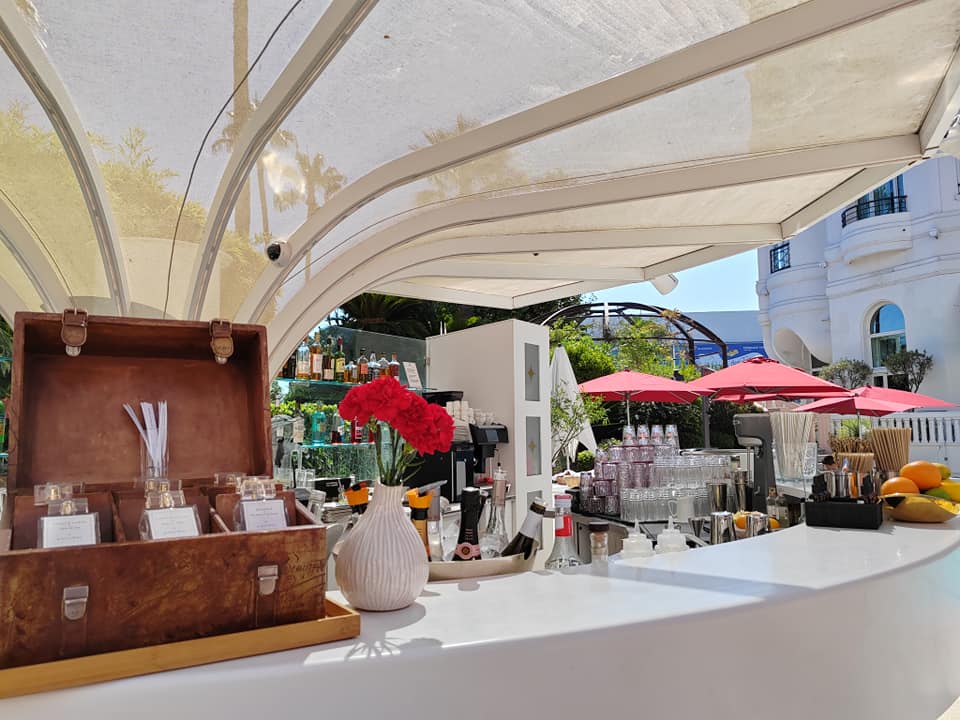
[0, 47, 106, 302]
[28, 0, 331, 316]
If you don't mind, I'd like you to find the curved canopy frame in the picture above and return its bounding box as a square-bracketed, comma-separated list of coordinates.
[0, 0, 956, 374]
[234, 0, 925, 324]
[0, 0, 129, 315]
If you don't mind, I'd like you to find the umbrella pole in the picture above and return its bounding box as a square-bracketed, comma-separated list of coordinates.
[702, 397, 711, 448]
[626, 396, 631, 427]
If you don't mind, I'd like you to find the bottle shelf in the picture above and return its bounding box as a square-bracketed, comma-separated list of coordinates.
[277, 378, 428, 392]
[301, 442, 376, 450]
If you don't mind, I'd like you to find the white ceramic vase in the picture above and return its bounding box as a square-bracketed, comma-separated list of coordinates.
[335, 483, 429, 612]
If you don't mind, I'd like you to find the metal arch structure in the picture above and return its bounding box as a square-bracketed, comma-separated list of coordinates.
[184, 0, 380, 321]
[537, 302, 731, 369]
[0, 195, 70, 311]
[238, 0, 923, 326]
[0, 0, 129, 315]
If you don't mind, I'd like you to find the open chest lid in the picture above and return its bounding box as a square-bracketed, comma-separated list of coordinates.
[6, 312, 272, 491]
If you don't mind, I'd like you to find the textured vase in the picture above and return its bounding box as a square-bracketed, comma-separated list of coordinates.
[335, 483, 429, 612]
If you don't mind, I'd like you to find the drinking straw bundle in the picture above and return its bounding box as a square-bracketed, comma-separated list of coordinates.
[835, 452, 875, 475]
[124, 401, 168, 475]
[770, 411, 815, 479]
[869, 427, 911, 472]
[831, 435, 872, 454]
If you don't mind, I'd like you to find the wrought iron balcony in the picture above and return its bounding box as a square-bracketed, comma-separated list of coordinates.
[841, 195, 908, 228]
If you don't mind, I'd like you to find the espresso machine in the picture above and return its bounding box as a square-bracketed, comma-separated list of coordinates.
[733, 413, 776, 512]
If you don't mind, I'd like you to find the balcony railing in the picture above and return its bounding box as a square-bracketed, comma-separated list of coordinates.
[841, 195, 907, 228]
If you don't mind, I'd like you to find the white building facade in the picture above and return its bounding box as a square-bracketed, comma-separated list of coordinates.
[757, 156, 960, 404]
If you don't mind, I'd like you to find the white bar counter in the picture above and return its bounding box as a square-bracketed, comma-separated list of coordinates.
[6, 523, 960, 719]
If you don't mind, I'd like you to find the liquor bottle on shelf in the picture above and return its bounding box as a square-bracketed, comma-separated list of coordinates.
[350, 417, 365, 444]
[502, 499, 546, 560]
[357, 348, 370, 384]
[345, 357, 358, 384]
[322, 337, 336, 382]
[479, 469, 509, 558]
[311, 409, 327, 445]
[309, 333, 324, 381]
[378, 353, 390, 379]
[334, 337, 346, 383]
[545, 494, 581, 569]
[453, 487, 482, 561]
[295, 338, 311, 380]
[388, 352, 401, 379]
[282, 352, 296, 379]
[330, 410, 343, 443]
[368, 353, 381, 381]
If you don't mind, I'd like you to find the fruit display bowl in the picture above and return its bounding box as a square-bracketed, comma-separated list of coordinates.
[428, 551, 538, 582]
[882, 493, 960, 523]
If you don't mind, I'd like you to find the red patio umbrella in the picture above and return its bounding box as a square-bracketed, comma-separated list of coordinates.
[792, 394, 914, 417]
[687, 357, 848, 399]
[852, 385, 954, 409]
[578, 369, 705, 425]
[687, 357, 847, 446]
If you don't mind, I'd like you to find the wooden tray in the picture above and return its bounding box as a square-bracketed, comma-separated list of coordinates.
[428, 551, 537, 581]
[0, 598, 359, 699]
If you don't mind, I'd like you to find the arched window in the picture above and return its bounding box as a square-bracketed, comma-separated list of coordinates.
[869, 303, 906, 383]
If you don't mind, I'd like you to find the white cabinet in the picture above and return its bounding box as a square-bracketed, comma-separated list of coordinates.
[426, 320, 552, 559]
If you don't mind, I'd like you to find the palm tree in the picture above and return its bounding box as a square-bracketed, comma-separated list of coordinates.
[212, 100, 296, 242]
[335, 294, 430, 339]
[274, 149, 345, 281]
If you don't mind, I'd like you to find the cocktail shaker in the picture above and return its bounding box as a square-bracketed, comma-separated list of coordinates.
[707, 482, 728, 513]
[744, 511, 770, 538]
[733, 470, 752, 513]
[710, 511, 736, 544]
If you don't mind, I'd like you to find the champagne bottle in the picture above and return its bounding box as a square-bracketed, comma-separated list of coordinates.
[405, 487, 432, 558]
[453, 487, 482, 561]
[502, 499, 546, 560]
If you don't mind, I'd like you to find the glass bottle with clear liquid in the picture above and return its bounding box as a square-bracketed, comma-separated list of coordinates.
[479, 469, 509, 558]
[545, 494, 581, 569]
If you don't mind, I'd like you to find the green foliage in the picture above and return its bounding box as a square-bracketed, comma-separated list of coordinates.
[336, 294, 431, 338]
[271, 400, 297, 417]
[837, 417, 872, 438]
[883, 348, 933, 393]
[549, 322, 616, 382]
[0, 316, 11, 400]
[820, 358, 872, 389]
[572, 450, 594, 472]
[551, 386, 607, 471]
[616, 318, 676, 376]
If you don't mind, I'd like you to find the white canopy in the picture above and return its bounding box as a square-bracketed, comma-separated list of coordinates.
[0, 0, 958, 373]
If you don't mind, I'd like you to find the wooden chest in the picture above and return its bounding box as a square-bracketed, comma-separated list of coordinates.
[0, 312, 329, 671]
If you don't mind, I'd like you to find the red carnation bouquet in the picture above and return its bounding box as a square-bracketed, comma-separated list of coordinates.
[339, 376, 455, 486]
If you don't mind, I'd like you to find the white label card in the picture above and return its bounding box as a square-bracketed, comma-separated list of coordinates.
[403, 362, 422, 389]
[40, 513, 99, 548]
[241, 499, 288, 532]
[145, 507, 201, 540]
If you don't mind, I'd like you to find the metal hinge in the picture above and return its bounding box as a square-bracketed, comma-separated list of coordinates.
[257, 565, 279, 596]
[61, 308, 88, 357]
[209, 319, 234, 365]
[62, 585, 89, 621]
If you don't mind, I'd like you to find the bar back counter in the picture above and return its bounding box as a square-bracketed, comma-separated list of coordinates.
[4, 523, 960, 719]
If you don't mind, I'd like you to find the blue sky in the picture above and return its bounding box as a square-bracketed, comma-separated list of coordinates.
[590, 249, 760, 311]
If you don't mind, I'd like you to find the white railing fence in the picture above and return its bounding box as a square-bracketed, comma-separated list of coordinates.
[829, 412, 960, 466]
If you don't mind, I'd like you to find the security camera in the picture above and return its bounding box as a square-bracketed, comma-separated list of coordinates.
[265, 239, 292, 266]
